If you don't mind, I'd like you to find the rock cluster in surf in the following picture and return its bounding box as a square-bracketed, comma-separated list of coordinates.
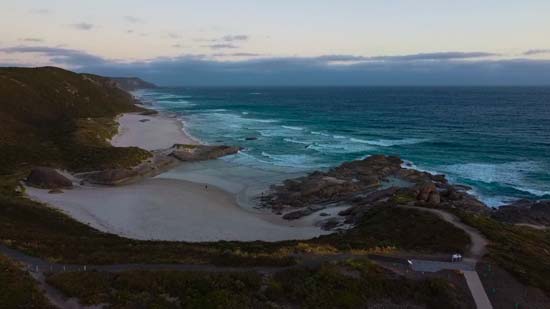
[261, 155, 546, 230]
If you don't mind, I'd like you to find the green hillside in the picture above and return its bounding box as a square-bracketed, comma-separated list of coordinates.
[0, 66, 149, 183]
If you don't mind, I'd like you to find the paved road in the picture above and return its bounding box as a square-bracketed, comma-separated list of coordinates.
[464, 270, 494, 309]
[410, 259, 475, 272]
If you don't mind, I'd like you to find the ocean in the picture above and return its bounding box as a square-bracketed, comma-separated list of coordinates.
[135, 87, 550, 207]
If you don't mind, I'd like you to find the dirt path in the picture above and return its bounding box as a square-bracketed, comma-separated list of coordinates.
[399, 205, 489, 260]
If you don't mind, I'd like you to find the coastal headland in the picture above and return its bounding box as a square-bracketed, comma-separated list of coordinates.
[1, 67, 549, 308]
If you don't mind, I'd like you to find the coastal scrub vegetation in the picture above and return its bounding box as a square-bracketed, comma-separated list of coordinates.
[0, 192, 471, 265]
[0, 254, 53, 308]
[456, 211, 550, 294]
[0, 66, 149, 176]
[317, 205, 470, 254]
[46, 259, 466, 308]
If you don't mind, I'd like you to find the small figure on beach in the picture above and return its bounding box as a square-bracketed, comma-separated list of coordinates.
[205, 184, 208, 190]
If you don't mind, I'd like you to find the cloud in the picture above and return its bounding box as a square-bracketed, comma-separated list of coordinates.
[227, 52, 262, 57]
[524, 49, 550, 56]
[220, 35, 249, 42]
[20, 38, 44, 43]
[197, 34, 250, 49]
[315, 55, 370, 62]
[279, 52, 497, 64]
[206, 43, 239, 49]
[29, 8, 50, 14]
[2, 47, 549, 86]
[85, 55, 550, 86]
[370, 52, 498, 61]
[70, 23, 94, 31]
[0, 46, 106, 67]
[124, 16, 145, 24]
[167, 33, 181, 39]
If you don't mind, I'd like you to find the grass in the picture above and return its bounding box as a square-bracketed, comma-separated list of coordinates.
[455, 211, 550, 294]
[316, 205, 471, 254]
[46, 258, 465, 308]
[0, 254, 54, 308]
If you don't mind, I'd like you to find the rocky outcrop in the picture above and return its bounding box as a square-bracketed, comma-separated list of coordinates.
[261, 155, 492, 226]
[109, 77, 157, 91]
[81, 168, 140, 186]
[81, 144, 240, 186]
[492, 200, 550, 226]
[26, 167, 73, 189]
[169, 144, 241, 161]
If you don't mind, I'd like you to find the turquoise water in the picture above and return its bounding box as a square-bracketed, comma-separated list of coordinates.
[135, 87, 550, 206]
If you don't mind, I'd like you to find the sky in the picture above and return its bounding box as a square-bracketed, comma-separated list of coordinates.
[1, 0, 550, 86]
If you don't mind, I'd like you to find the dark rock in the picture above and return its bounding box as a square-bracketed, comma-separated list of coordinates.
[139, 119, 150, 123]
[430, 174, 448, 184]
[262, 154, 495, 221]
[26, 167, 73, 189]
[492, 199, 550, 226]
[170, 144, 241, 161]
[416, 182, 436, 202]
[364, 187, 399, 203]
[245, 136, 258, 141]
[427, 191, 441, 205]
[443, 187, 462, 201]
[320, 218, 340, 230]
[319, 212, 330, 217]
[139, 110, 158, 116]
[48, 188, 64, 194]
[282, 209, 312, 220]
[83, 168, 139, 186]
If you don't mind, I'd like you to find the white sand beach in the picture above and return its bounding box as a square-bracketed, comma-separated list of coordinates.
[111, 113, 198, 150]
[26, 112, 332, 242]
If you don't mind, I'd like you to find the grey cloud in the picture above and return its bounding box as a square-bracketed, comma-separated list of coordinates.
[0, 46, 106, 67]
[311, 52, 497, 63]
[315, 55, 370, 62]
[2, 46, 549, 86]
[524, 49, 550, 56]
[211, 52, 262, 57]
[220, 35, 249, 42]
[70, 23, 94, 31]
[29, 9, 50, 14]
[207, 43, 239, 49]
[168, 33, 181, 39]
[20, 38, 44, 42]
[370, 52, 498, 61]
[228, 52, 262, 57]
[124, 16, 145, 24]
